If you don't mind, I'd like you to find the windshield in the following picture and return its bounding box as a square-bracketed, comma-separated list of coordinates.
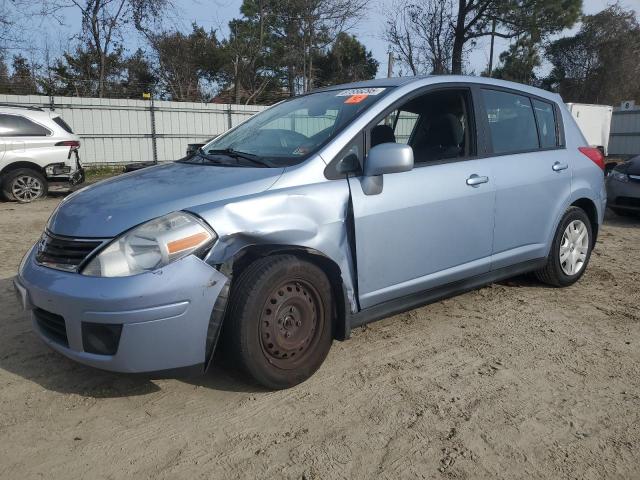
[194, 87, 391, 167]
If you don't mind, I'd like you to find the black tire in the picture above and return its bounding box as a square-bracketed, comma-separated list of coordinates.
[225, 255, 333, 389]
[1, 168, 48, 203]
[611, 207, 636, 218]
[535, 206, 593, 287]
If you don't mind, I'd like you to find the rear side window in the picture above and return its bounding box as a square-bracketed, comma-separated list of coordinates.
[481, 89, 538, 154]
[0, 114, 50, 136]
[53, 116, 74, 134]
[532, 99, 557, 148]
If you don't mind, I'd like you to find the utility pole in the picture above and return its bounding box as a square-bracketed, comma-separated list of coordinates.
[387, 52, 394, 78]
[488, 18, 497, 77]
[144, 92, 158, 164]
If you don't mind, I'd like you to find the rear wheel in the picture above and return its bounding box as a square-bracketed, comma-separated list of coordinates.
[2, 168, 48, 203]
[225, 255, 333, 389]
[535, 206, 593, 287]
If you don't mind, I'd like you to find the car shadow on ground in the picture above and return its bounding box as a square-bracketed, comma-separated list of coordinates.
[604, 209, 640, 229]
[0, 276, 263, 397]
[496, 273, 547, 288]
[183, 354, 270, 394]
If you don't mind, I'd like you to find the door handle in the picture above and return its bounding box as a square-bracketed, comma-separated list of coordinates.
[466, 174, 489, 186]
[552, 162, 568, 172]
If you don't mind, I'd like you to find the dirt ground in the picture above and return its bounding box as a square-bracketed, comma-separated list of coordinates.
[1, 195, 639, 480]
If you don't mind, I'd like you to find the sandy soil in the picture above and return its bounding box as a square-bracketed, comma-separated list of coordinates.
[1, 196, 639, 480]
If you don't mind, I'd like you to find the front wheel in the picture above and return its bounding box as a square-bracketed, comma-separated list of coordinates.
[535, 206, 593, 287]
[225, 255, 333, 389]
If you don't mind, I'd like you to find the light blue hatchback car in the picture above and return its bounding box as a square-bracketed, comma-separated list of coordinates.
[15, 76, 606, 389]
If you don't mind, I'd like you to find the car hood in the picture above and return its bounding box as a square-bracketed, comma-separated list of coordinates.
[47, 162, 284, 237]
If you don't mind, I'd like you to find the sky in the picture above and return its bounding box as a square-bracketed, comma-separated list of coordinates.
[13, 0, 640, 78]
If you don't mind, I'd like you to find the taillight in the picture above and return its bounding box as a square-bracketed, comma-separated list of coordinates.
[55, 140, 80, 149]
[578, 146, 605, 171]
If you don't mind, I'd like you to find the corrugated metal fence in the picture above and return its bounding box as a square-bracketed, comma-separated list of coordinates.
[610, 107, 640, 157]
[0, 94, 267, 165]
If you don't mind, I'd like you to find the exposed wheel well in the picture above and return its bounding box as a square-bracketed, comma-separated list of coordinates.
[0, 161, 45, 177]
[223, 245, 349, 341]
[571, 198, 599, 243]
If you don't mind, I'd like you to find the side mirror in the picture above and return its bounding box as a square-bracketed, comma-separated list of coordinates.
[360, 143, 414, 196]
[364, 143, 414, 177]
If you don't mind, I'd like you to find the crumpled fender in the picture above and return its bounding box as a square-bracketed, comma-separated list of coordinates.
[188, 168, 357, 314]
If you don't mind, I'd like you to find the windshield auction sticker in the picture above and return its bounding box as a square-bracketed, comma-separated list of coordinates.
[338, 88, 386, 104]
[336, 88, 386, 97]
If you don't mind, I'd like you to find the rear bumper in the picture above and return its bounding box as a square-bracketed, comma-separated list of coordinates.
[47, 167, 85, 190]
[16, 246, 228, 374]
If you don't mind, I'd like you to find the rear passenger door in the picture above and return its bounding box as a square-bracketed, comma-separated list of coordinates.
[478, 88, 571, 269]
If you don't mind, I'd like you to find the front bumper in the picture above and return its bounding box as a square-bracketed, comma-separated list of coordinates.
[606, 178, 640, 211]
[16, 246, 228, 374]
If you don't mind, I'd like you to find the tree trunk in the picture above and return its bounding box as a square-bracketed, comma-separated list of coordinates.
[451, 0, 467, 74]
[451, 36, 465, 74]
[307, 22, 314, 92]
[234, 55, 240, 104]
[99, 52, 106, 97]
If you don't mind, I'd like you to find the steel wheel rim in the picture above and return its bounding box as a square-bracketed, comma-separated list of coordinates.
[559, 220, 589, 276]
[12, 175, 42, 202]
[259, 279, 324, 370]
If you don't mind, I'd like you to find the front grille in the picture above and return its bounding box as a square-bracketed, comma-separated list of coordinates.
[35, 231, 104, 272]
[34, 308, 68, 347]
[617, 196, 640, 208]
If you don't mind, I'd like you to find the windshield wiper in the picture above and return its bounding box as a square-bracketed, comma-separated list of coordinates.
[205, 148, 273, 168]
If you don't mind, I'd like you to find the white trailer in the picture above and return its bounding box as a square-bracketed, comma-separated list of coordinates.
[566, 103, 613, 156]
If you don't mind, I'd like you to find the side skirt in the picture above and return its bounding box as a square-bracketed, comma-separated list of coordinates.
[348, 258, 547, 329]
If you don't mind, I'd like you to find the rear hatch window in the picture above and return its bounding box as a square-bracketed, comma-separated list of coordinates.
[53, 116, 74, 134]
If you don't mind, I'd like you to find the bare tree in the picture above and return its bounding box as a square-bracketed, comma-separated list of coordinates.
[450, 0, 582, 74]
[41, 0, 169, 97]
[384, 0, 455, 75]
[0, 0, 34, 48]
[299, 0, 369, 90]
[269, 0, 368, 93]
[386, 0, 582, 75]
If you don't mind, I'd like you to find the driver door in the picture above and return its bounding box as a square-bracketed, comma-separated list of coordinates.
[347, 88, 496, 309]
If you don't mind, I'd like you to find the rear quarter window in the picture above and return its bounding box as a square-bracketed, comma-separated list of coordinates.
[0, 114, 50, 136]
[52, 116, 74, 134]
[481, 89, 539, 154]
[532, 99, 558, 148]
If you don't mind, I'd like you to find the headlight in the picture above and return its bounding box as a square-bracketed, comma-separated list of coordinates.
[82, 211, 216, 277]
[610, 170, 629, 183]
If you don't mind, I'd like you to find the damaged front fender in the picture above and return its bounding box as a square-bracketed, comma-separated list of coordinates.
[189, 171, 358, 319]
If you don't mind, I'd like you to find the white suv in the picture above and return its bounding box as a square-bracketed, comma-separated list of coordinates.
[0, 104, 84, 202]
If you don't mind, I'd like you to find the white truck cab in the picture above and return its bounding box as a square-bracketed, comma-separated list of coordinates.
[566, 103, 613, 156]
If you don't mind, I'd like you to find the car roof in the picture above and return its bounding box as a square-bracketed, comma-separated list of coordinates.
[314, 76, 426, 92]
[0, 103, 47, 113]
[0, 104, 64, 122]
[314, 75, 563, 103]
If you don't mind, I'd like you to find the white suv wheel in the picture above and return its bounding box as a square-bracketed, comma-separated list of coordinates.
[12, 174, 44, 202]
